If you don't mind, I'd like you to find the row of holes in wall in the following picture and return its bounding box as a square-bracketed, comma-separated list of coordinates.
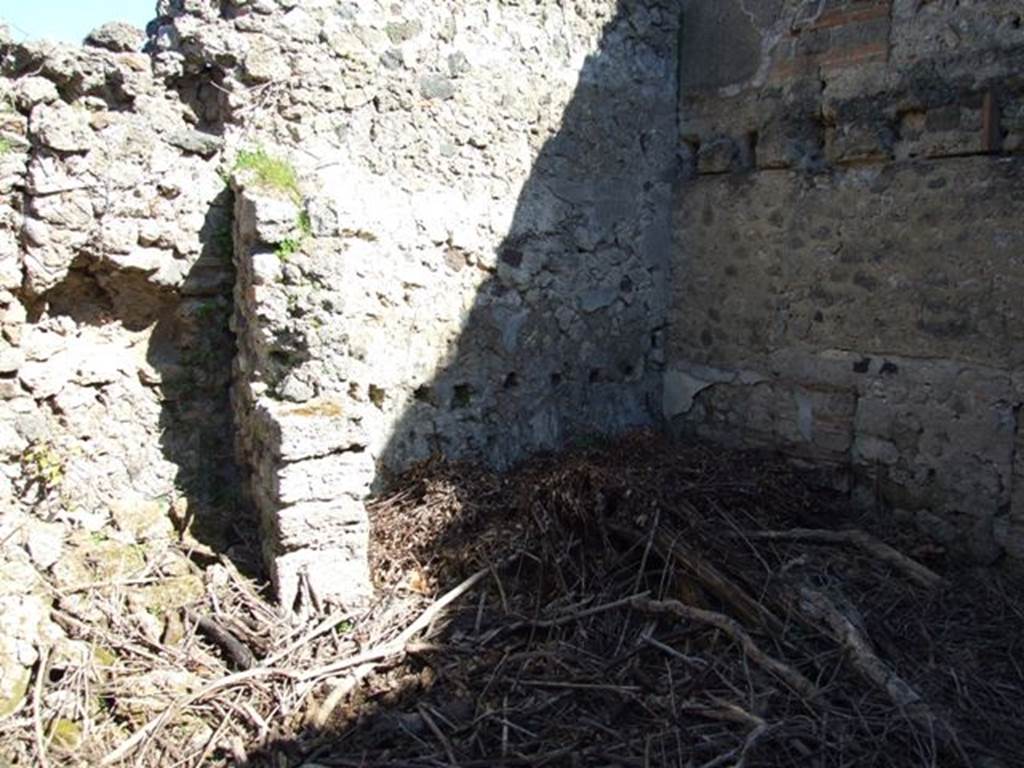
[361, 365, 639, 412]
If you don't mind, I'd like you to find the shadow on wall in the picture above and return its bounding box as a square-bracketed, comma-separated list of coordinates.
[143, 188, 252, 569]
[240, 0, 680, 762]
[373, 0, 679, 484]
[0, 31, 250, 573]
[40, 188, 248, 568]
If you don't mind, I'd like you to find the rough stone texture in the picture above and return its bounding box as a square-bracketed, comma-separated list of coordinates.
[0, 31, 236, 711]
[0, 0, 1022, 715]
[669, 0, 1024, 562]
[84, 23, 146, 53]
[218, 0, 679, 612]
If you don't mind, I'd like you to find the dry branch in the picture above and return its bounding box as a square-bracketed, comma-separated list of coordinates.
[630, 596, 819, 700]
[793, 585, 966, 763]
[740, 529, 943, 588]
[300, 558, 505, 682]
[611, 523, 783, 633]
[795, 588, 929, 715]
[185, 608, 256, 670]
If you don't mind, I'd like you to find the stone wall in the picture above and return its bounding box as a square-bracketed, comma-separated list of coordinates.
[2, 0, 1023, 695]
[0, 24, 236, 714]
[0, 0, 680, 626]
[218, 0, 679, 612]
[667, 0, 1024, 561]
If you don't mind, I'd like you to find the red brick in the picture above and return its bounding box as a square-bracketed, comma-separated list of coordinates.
[819, 41, 890, 68]
[810, 1, 891, 31]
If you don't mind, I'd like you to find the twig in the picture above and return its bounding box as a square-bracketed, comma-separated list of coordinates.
[682, 696, 765, 729]
[301, 557, 511, 682]
[795, 588, 941, 727]
[54, 576, 163, 595]
[643, 634, 708, 667]
[630, 596, 819, 700]
[33, 646, 50, 768]
[260, 607, 353, 667]
[738, 529, 944, 588]
[698, 723, 769, 768]
[520, 680, 642, 693]
[100, 667, 299, 766]
[418, 703, 458, 766]
[186, 608, 256, 669]
[509, 593, 648, 632]
[611, 524, 783, 634]
[312, 664, 375, 729]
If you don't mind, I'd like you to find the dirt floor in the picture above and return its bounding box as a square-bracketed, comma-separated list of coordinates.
[6, 431, 1024, 767]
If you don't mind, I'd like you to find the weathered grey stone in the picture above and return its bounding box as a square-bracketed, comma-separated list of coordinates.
[663, 366, 737, 419]
[678, 0, 763, 91]
[579, 287, 619, 314]
[24, 519, 65, 570]
[0, 345, 23, 374]
[274, 452, 375, 506]
[420, 75, 456, 101]
[166, 129, 224, 158]
[14, 77, 59, 109]
[274, 498, 366, 547]
[244, 37, 289, 82]
[271, 544, 372, 614]
[236, 190, 301, 245]
[30, 103, 93, 153]
[0, 556, 59, 717]
[259, 399, 365, 462]
[85, 22, 146, 52]
[0, 421, 26, 458]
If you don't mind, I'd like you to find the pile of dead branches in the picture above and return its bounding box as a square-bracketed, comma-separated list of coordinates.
[8, 431, 1024, 766]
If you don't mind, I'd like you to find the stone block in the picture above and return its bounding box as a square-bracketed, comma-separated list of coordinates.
[30, 103, 93, 153]
[271, 545, 372, 614]
[257, 398, 366, 462]
[274, 451, 375, 506]
[235, 190, 302, 246]
[273, 499, 367, 549]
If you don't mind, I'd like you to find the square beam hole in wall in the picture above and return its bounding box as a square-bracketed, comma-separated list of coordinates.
[451, 384, 473, 409]
[414, 385, 435, 406]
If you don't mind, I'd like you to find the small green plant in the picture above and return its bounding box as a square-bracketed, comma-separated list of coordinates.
[335, 619, 355, 634]
[275, 210, 312, 261]
[233, 147, 312, 261]
[233, 147, 302, 203]
[276, 237, 303, 261]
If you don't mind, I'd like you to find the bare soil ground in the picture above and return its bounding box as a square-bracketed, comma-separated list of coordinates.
[6, 431, 1024, 767]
